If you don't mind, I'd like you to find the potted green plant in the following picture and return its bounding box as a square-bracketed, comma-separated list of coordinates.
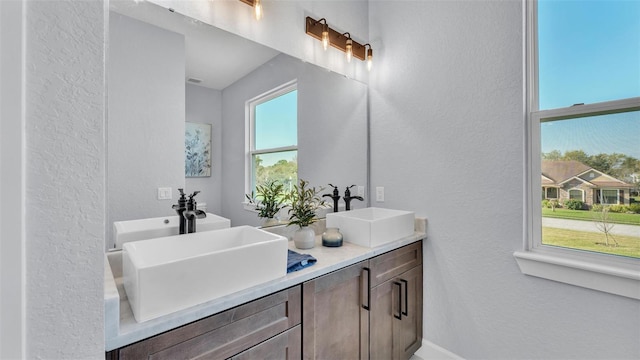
[245, 180, 285, 226]
[286, 179, 325, 249]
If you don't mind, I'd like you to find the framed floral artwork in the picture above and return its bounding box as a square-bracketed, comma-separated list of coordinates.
[185, 122, 211, 177]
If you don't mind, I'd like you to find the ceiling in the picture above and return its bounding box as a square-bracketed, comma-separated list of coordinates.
[110, 1, 280, 90]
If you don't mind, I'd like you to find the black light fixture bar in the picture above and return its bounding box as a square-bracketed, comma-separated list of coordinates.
[305, 16, 366, 61]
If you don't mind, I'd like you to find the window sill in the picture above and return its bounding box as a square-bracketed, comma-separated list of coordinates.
[513, 250, 640, 300]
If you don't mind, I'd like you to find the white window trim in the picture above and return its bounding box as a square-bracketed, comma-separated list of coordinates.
[244, 81, 298, 200]
[600, 188, 620, 205]
[514, 0, 640, 300]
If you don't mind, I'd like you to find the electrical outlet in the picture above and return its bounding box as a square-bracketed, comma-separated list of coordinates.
[376, 186, 384, 202]
[158, 187, 172, 200]
[357, 186, 365, 197]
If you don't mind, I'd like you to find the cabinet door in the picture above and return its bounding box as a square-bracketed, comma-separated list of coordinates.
[370, 277, 395, 360]
[397, 265, 422, 359]
[230, 325, 301, 360]
[118, 286, 301, 360]
[370, 265, 422, 360]
[302, 261, 370, 360]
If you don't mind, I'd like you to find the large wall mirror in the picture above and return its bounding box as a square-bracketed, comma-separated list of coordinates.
[107, 0, 368, 249]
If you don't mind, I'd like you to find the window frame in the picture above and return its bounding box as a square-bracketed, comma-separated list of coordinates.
[514, 0, 640, 300]
[244, 81, 298, 199]
[568, 189, 584, 201]
[544, 187, 558, 200]
[600, 189, 620, 205]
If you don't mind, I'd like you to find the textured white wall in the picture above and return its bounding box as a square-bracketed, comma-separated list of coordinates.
[0, 0, 25, 357]
[24, 0, 105, 357]
[185, 84, 223, 215]
[220, 54, 368, 226]
[369, 1, 640, 358]
[108, 12, 186, 249]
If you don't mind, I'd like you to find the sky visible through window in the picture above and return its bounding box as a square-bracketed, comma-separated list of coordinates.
[538, 0, 640, 158]
[255, 89, 297, 166]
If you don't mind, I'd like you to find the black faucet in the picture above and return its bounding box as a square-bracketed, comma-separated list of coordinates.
[343, 185, 364, 211]
[323, 184, 341, 212]
[172, 189, 207, 234]
[184, 191, 207, 233]
[172, 189, 188, 234]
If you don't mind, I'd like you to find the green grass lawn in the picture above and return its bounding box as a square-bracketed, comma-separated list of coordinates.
[542, 208, 640, 225]
[543, 227, 640, 258]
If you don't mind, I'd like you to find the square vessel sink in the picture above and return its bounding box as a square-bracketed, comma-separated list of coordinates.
[122, 225, 288, 322]
[325, 207, 415, 248]
[114, 213, 230, 249]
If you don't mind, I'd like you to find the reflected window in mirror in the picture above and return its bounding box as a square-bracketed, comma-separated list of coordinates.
[248, 82, 298, 195]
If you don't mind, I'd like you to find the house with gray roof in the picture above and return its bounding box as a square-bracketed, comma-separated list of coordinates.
[541, 160, 633, 208]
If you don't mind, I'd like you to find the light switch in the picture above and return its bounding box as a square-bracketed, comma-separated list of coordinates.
[158, 187, 172, 200]
[376, 187, 384, 202]
[357, 186, 365, 197]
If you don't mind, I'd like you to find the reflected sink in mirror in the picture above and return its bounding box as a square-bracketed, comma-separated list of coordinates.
[123, 225, 288, 322]
[113, 213, 230, 249]
[326, 207, 415, 248]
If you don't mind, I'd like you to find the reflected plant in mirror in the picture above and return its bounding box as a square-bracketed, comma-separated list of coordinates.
[245, 179, 286, 226]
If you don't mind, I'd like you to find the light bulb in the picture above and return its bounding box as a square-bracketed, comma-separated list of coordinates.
[345, 38, 353, 63]
[322, 27, 329, 51]
[367, 48, 373, 71]
[254, 0, 263, 20]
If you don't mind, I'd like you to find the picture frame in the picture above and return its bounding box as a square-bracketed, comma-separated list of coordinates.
[185, 122, 212, 177]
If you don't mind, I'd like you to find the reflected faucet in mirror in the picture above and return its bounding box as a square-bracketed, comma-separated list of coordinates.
[343, 185, 364, 211]
[172, 189, 207, 234]
[323, 184, 341, 212]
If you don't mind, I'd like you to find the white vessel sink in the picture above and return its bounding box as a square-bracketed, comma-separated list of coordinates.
[122, 225, 288, 322]
[114, 213, 230, 249]
[326, 207, 415, 248]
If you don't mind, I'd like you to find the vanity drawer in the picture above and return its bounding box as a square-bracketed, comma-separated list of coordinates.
[368, 241, 422, 287]
[117, 285, 301, 360]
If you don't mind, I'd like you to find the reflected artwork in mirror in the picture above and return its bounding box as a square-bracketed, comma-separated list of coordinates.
[107, 0, 368, 249]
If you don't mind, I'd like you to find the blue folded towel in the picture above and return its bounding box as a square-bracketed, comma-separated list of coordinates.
[287, 250, 317, 273]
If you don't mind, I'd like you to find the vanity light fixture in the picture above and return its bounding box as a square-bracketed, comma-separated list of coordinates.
[238, 0, 263, 20]
[319, 18, 330, 50]
[364, 44, 373, 71]
[344, 33, 353, 63]
[305, 16, 371, 65]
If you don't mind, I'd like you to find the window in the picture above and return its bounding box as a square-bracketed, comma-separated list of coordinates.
[568, 189, 583, 201]
[515, 0, 640, 299]
[545, 187, 557, 199]
[247, 82, 298, 195]
[600, 189, 619, 205]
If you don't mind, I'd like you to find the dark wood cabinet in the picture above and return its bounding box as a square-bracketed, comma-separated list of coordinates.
[370, 265, 423, 360]
[108, 241, 423, 360]
[302, 261, 370, 360]
[302, 241, 423, 360]
[114, 286, 301, 360]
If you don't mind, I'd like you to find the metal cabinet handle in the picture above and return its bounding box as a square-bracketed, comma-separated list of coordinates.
[400, 279, 408, 316]
[393, 281, 402, 320]
[362, 267, 371, 311]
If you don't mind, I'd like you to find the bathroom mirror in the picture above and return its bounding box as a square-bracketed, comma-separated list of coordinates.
[107, 0, 368, 248]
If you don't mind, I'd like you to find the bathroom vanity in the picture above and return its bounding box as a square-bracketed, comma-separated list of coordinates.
[105, 221, 426, 359]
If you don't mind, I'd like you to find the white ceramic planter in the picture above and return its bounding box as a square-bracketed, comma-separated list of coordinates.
[293, 226, 315, 249]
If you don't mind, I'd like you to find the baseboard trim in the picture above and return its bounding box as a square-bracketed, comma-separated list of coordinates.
[414, 339, 464, 360]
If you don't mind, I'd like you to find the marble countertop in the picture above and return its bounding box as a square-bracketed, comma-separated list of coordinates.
[104, 218, 427, 351]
